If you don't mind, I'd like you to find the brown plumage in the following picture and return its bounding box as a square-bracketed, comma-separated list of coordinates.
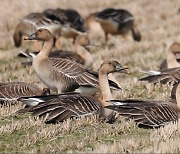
[24, 29, 121, 95]
[0, 82, 50, 103]
[95, 8, 141, 44]
[105, 82, 180, 128]
[139, 67, 180, 84]
[13, 12, 62, 50]
[18, 61, 127, 124]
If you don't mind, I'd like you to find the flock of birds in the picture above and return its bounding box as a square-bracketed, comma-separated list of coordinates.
[0, 7, 180, 129]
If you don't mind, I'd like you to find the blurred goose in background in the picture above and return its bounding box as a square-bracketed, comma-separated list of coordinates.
[42, 8, 87, 45]
[140, 43, 180, 84]
[105, 82, 180, 128]
[160, 42, 180, 70]
[24, 29, 122, 95]
[13, 12, 62, 51]
[95, 8, 141, 44]
[18, 34, 93, 68]
[18, 61, 127, 123]
[0, 82, 50, 103]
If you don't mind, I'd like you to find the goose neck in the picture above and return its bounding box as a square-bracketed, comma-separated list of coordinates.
[98, 71, 113, 106]
[38, 38, 54, 57]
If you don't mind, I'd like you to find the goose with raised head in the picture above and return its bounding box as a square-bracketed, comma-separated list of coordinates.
[13, 12, 62, 50]
[18, 61, 127, 123]
[0, 82, 50, 103]
[160, 42, 180, 70]
[95, 8, 141, 44]
[18, 34, 93, 68]
[24, 29, 121, 95]
[105, 82, 180, 128]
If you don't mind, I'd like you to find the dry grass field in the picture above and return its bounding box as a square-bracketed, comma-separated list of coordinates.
[0, 0, 180, 153]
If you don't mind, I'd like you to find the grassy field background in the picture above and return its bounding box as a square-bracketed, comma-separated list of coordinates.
[0, 0, 180, 153]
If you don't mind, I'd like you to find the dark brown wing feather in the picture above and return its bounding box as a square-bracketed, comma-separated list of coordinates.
[0, 82, 42, 101]
[139, 67, 180, 84]
[19, 93, 100, 124]
[105, 99, 179, 128]
[49, 58, 121, 90]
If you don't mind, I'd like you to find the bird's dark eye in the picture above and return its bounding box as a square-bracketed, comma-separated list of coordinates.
[39, 29, 42, 32]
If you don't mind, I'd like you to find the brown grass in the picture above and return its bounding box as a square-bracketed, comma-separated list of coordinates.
[0, 0, 180, 153]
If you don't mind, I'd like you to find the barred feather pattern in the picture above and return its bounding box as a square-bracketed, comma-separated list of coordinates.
[140, 67, 180, 84]
[19, 93, 100, 123]
[0, 82, 45, 101]
[47, 58, 120, 92]
[105, 99, 180, 128]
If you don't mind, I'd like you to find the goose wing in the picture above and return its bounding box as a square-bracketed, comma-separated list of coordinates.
[105, 99, 179, 128]
[139, 67, 180, 84]
[49, 58, 121, 90]
[18, 93, 100, 124]
[0, 82, 42, 102]
[96, 8, 134, 23]
[23, 13, 62, 33]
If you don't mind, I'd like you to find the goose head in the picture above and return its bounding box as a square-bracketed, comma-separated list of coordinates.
[99, 61, 127, 74]
[24, 29, 53, 41]
[169, 42, 180, 55]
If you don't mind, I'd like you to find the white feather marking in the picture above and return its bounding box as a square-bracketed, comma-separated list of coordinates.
[19, 98, 45, 107]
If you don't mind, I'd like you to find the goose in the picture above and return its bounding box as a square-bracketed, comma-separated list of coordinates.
[18, 60, 127, 123]
[95, 8, 141, 44]
[18, 34, 93, 68]
[24, 29, 122, 95]
[140, 43, 180, 84]
[42, 8, 86, 44]
[0, 82, 50, 103]
[105, 82, 180, 128]
[13, 12, 62, 50]
[160, 42, 180, 70]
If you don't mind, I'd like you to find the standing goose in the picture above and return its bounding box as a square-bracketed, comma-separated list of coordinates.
[18, 61, 127, 123]
[18, 34, 93, 68]
[13, 12, 62, 50]
[160, 42, 180, 70]
[105, 82, 180, 128]
[24, 29, 121, 95]
[0, 82, 50, 103]
[95, 8, 141, 44]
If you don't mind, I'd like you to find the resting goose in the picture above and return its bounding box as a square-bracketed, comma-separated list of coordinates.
[18, 34, 93, 68]
[105, 82, 180, 128]
[13, 12, 62, 50]
[24, 29, 121, 95]
[95, 8, 141, 44]
[0, 82, 50, 103]
[18, 61, 127, 123]
[139, 67, 180, 84]
[160, 42, 180, 70]
[140, 43, 180, 84]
